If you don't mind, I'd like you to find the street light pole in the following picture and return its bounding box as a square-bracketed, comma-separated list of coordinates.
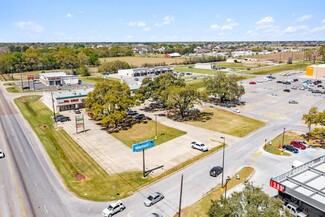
[281, 128, 286, 147]
[51, 91, 57, 123]
[220, 136, 226, 187]
[154, 114, 158, 139]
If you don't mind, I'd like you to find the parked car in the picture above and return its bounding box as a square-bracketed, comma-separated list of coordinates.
[285, 203, 308, 217]
[290, 140, 307, 150]
[77, 80, 82, 85]
[299, 140, 310, 148]
[210, 166, 223, 177]
[282, 145, 299, 153]
[288, 100, 298, 104]
[232, 108, 240, 113]
[283, 89, 290, 92]
[54, 115, 71, 122]
[134, 78, 139, 81]
[293, 78, 299, 82]
[22, 86, 30, 90]
[312, 89, 322, 94]
[74, 108, 81, 114]
[144, 192, 164, 207]
[277, 80, 283, 84]
[290, 86, 297, 90]
[127, 110, 138, 116]
[191, 141, 208, 152]
[102, 201, 125, 217]
[134, 113, 145, 120]
[249, 81, 256, 85]
[283, 81, 291, 85]
[0, 149, 5, 158]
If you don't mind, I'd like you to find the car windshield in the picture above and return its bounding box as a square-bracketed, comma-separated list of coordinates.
[107, 205, 114, 210]
[148, 195, 154, 200]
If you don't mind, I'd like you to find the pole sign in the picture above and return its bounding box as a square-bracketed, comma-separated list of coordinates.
[132, 139, 155, 152]
[75, 115, 85, 133]
[270, 179, 285, 193]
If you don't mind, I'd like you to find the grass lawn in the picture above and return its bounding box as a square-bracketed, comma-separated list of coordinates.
[6, 86, 21, 93]
[112, 120, 186, 147]
[15, 96, 153, 201]
[264, 130, 305, 156]
[243, 63, 309, 75]
[79, 75, 119, 84]
[186, 79, 206, 90]
[186, 107, 265, 137]
[181, 167, 255, 217]
[3, 82, 16, 86]
[100, 56, 185, 67]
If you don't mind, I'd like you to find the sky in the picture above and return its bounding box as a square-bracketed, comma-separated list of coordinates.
[1, 0, 325, 43]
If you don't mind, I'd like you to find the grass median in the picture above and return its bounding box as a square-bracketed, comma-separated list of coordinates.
[180, 167, 255, 217]
[186, 107, 265, 137]
[15, 95, 224, 201]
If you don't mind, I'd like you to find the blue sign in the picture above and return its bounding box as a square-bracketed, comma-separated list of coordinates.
[132, 139, 155, 152]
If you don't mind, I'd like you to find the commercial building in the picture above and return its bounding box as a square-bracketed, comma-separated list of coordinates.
[306, 64, 325, 79]
[118, 66, 174, 77]
[194, 63, 216, 70]
[39, 72, 79, 86]
[270, 155, 325, 217]
[43, 88, 93, 112]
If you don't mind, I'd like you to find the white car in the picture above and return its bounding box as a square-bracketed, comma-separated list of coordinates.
[102, 201, 125, 217]
[144, 192, 164, 207]
[191, 141, 208, 152]
[232, 108, 240, 113]
[0, 149, 5, 158]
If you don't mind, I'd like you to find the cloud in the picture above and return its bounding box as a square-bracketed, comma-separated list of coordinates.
[155, 16, 175, 27]
[210, 19, 238, 31]
[126, 35, 133, 39]
[210, 24, 220, 30]
[311, 26, 325, 32]
[283, 25, 307, 33]
[256, 16, 275, 30]
[321, 19, 325, 23]
[13, 21, 44, 33]
[65, 13, 73, 18]
[143, 27, 150, 31]
[128, 21, 146, 27]
[295, 14, 312, 22]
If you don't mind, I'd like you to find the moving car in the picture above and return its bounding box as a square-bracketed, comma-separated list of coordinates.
[0, 149, 5, 158]
[288, 100, 298, 104]
[282, 145, 299, 153]
[74, 108, 81, 114]
[210, 166, 223, 177]
[102, 201, 125, 217]
[232, 108, 240, 113]
[144, 192, 164, 207]
[249, 81, 256, 85]
[191, 141, 208, 152]
[290, 140, 307, 150]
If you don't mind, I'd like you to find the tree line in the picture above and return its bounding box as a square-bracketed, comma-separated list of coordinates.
[302, 107, 325, 141]
[86, 72, 245, 130]
[304, 45, 325, 63]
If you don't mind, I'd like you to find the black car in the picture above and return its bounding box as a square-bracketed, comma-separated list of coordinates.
[74, 108, 81, 114]
[283, 145, 299, 153]
[312, 89, 322, 94]
[210, 166, 223, 177]
[283, 89, 290, 92]
[134, 114, 145, 120]
[54, 115, 71, 122]
[276, 80, 283, 84]
[283, 81, 291, 85]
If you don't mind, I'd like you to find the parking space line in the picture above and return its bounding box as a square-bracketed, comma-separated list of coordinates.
[251, 151, 263, 158]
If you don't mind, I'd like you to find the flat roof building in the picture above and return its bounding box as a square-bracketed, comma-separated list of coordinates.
[39, 72, 79, 86]
[270, 155, 325, 216]
[43, 88, 93, 112]
[118, 66, 174, 77]
[306, 64, 325, 79]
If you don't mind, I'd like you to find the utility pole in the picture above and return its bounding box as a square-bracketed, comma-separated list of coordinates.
[220, 136, 226, 187]
[178, 174, 184, 217]
[154, 114, 158, 139]
[51, 92, 57, 123]
[281, 128, 286, 147]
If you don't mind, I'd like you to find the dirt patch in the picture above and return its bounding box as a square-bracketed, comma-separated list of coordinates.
[19, 97, 26, 102]
[74, 172, 86, 181]
[39, 125, 48, 129]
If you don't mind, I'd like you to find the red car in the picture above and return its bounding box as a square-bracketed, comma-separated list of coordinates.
[290, 140, 306, 150]
[249, 81, 256, 85]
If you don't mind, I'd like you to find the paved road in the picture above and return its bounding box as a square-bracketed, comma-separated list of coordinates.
[0, 71, 325, 217]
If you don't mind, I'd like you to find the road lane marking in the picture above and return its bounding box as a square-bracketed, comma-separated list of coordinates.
[44, 204, 48, 214]
[33, 180, 37, 187]
[251, 151, 263, 158]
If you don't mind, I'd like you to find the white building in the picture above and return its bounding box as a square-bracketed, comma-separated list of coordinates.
[118, 66, 174, 77]
[39, 72, 79, 86]
[194, 63, 216, 70]
[43, 88, 93, 112]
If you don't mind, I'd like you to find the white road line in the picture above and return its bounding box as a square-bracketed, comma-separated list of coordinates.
[33, 180, 37, 187]
[43, 204, 48, 214]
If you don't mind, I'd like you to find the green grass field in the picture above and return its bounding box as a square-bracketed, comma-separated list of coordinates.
[112, 120, 186, 147]
[6, 86, 21, 93]
[186, 107, 265, 137]
[243, 63, 309, 75]
[15, 96, 153, 201]
[181, 167, 255, 217]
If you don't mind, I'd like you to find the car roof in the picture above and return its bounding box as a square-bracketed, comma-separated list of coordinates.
[212, 166, 222, 170]
[109, 200, 122, 206]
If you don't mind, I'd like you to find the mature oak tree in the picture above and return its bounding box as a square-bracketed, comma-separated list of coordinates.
[208, 182, 289, 217]
[85, 80, 135, 129]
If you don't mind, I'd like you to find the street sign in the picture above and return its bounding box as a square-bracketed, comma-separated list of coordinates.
[270, 179, 285, 192]
[132, 139, 155, 152]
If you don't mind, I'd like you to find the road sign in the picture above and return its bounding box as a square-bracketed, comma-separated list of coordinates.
[132, 139, 154, 152]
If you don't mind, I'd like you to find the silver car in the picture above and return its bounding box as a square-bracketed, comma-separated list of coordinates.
[191, 141, 208, 152]
[144, 192, 164, 207]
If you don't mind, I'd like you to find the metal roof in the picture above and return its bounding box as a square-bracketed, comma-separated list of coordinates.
[53, 88, 94, 99]
[271, 155, 325, 212]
